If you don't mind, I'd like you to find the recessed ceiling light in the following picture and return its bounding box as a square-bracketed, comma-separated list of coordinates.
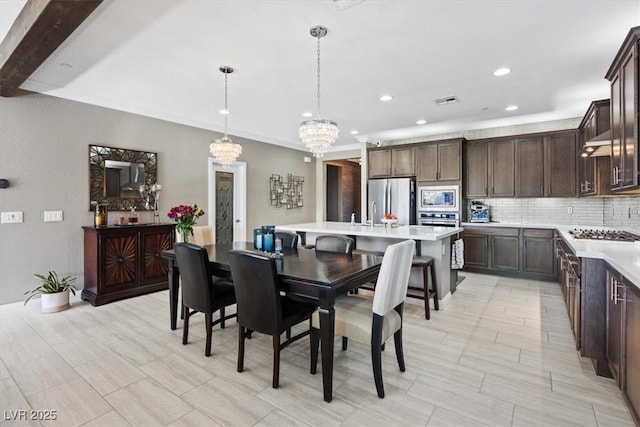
[493, 67, 511, 76]
[505, 105, 518, 111]
[416, 119, 427, 125]
[219, 109, 230, 115]
[302, 112, 313, 117]
[350, 130, 359, 135]
[380, 95, 393, 102]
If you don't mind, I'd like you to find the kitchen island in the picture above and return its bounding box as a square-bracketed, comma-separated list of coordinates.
[277, 222, 464, 306]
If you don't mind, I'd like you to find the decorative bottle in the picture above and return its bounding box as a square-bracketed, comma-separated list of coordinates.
[128, 207, 139, 224]
[94, 204, 107, 227]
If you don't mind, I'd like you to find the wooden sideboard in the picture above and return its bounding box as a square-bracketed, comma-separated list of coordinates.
[82, 223, 175, 305]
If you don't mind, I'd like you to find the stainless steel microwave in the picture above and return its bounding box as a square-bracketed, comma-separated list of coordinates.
[417, 185, 460, 212]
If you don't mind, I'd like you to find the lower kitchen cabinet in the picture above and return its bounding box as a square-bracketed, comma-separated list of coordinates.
[606, 267, 640, 424]
[625, 284, 640, 425]
[82, 224, 175, 305]
[462, 226, 555, 279]
[522, 228, 555, 275]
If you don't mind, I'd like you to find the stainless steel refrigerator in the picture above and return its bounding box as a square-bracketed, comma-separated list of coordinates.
[367, 178, 416, 225]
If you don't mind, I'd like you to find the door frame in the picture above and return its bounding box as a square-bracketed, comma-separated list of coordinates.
[208, 158, 247, 242]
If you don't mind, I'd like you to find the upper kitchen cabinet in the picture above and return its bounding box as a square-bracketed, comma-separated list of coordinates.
[606, 26, 639, 191]
[578, 100, 611, 196]
[464, 141, 488, 197]
[489, 139, 516, 197]
[367, 146, 415, 178]
[544, 131, 577, 197]
[516, 136, 545, 197]
[416, 139, 463, 183]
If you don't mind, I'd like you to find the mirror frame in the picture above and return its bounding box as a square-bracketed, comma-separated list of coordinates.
[89, 144, 158, 211]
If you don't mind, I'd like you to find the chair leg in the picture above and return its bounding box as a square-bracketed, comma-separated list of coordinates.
[272, 335, 280, 388]
[220, 306, 226, 329]
[204, 313, 213, 357]
[286, 328, 291, 339]
[310, 327, 319, 375]
[422, 265, 431, 320]
[393, 328, 406, 372]
[381, 342, 385, 352]
[371, 314, 385, 398]
[182, 306, 190, 345]
[342, 336, 348, 351]
[430, 262, 439, 311]
[237, 326, 245, 372]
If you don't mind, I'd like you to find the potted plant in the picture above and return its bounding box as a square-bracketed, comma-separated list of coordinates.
[24, 271, 77, 313]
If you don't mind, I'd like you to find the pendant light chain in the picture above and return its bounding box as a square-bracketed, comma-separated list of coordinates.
[223, 70, 229, 135]
[316, 34, 321, 118]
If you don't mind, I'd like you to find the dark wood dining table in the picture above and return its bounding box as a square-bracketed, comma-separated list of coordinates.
[161, 241, 383, 402]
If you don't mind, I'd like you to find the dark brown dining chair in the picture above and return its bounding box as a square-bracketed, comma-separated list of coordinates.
[275, 231, 299, 248]
[314, 234, 354, 254]
[310, 239, 415, 398]
[173, 243, 237, 357]
[228, 250, 317, 388]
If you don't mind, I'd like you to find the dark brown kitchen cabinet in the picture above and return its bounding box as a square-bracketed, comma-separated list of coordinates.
[488, 139, 515, 197]
[625, 283, 640, 425]
[522, 228, 555, 276]
[367, 146, 415, 178]
[463, 226, 556, 280]
[461, 233, 489, 269]
[416, 139, 462, 183]
[545, 131, 577, 197]
[606, 27, 639, 191]
[461, 226, 520, 272]
[464, 141, 488, 197]
[368, 149, 391, 178]
[578, 100, 611, 196]
[516, 137, 545, 197]
[605, 265, 640, 425]
[82, 224, 175, 306]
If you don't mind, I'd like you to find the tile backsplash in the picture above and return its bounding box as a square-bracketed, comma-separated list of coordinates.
[465, 197, 640, 229]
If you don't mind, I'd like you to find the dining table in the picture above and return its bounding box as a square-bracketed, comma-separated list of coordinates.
[161, 241, 383, 402]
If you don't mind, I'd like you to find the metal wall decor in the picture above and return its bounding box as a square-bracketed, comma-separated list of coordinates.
[269, 174, 304, 209]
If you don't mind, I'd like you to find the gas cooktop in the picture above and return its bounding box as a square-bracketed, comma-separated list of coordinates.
[569, 229, 640, 242]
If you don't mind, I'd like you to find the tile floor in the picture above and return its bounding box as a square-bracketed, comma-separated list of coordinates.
[0, 273, 636, 426]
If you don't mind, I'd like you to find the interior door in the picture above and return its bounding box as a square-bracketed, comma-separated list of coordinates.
[208, 159, 247, 242]
[215, 171, 234, 244]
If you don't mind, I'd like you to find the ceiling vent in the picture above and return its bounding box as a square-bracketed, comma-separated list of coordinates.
[433, 95, 459, 106]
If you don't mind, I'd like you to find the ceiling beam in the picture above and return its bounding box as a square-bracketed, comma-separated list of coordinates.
[0, 0, 103, 97]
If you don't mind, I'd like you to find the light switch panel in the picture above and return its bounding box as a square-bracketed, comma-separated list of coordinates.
[1, 211, 23, 223]
[44, 211, 63, 222]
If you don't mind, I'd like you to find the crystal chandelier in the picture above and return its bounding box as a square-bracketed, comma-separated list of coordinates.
[299, 25, 339, 158]
[210, 66, 242, 166]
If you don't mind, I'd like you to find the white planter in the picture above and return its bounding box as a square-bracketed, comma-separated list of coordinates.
[41, 290, 70, 313]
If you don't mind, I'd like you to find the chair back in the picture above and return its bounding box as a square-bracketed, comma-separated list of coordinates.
[314, 234, 354, 254]
[191, 225, 215, 246]
[228, 250, 282, 336]
[275, 231, 299, 248]
[372, 240, 415, 316]
[174, 243, 213, 313]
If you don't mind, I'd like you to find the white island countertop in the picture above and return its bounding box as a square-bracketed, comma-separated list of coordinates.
[277, 222, 463, 241]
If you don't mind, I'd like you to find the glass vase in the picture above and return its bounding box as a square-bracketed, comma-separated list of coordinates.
[179, 230, 189, 243]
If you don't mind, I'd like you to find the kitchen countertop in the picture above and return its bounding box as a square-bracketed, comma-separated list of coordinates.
[461, 222, 639, 287]
[277, 222, 463, 241]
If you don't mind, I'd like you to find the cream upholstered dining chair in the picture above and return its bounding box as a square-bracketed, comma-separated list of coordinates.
[191, 225, 215, 246]
[310, 239, 415, 398]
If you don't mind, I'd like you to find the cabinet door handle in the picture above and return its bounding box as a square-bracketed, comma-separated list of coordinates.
[610, 276, 615, 302]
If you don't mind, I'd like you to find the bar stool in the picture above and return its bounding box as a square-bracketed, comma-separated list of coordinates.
[409, 256, 439, 320]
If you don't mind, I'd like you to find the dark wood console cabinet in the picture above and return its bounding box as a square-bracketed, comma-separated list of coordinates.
[82, 224, 175, 305]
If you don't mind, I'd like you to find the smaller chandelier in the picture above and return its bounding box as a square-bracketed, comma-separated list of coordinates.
[299, 25, 339, 158]
[210, 66, 242, 166]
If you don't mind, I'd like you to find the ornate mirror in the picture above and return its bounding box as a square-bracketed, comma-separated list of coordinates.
[89, 145, 158, 211]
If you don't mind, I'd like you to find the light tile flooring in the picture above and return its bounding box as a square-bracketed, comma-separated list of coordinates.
[1, 272, 636, 426]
